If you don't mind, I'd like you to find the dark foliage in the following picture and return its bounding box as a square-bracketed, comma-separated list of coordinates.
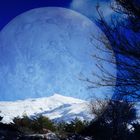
[85, 1, 140, 139]
[83, 100, 137, 140]
[56, 118, 89, 139]
[133, 123, 140, 139]
[0, 122, 21, 140]
[115, 0, 140, 32]
[86, 0, 140, 101]
[13, 115, 56, 134]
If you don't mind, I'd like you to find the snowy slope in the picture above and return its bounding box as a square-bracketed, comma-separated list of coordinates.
[0, 94, 93, 123]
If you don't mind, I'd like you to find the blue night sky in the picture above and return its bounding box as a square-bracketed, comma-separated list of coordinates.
[0, 0, 115, 101]
[0, 0, 72, 30]
[0, 0, 111, 30]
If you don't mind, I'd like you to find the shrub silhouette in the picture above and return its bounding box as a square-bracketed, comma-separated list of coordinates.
[13, 115, 56, 134]
[31, 115, 56, 133]
[84, 100, 137, 140]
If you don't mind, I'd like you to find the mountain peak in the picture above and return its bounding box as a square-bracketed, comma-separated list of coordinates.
[52, 93, 64, 97]
[50, 93, 86, 104]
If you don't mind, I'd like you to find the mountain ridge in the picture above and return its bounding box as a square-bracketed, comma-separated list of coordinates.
[0, 94, 93, 123]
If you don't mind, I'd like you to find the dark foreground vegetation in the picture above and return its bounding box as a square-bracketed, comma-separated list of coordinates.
[1, 100, 140, 140]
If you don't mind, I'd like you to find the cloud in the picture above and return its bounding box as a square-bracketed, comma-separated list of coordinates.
[70, 0, 113, 19]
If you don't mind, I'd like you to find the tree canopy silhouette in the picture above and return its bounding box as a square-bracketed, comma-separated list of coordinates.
[87, 0, 140, 101]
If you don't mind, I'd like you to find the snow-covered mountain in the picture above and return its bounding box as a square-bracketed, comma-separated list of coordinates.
[0, 94, 93, 123]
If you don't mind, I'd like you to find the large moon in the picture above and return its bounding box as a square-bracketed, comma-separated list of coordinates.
[0, 7, 116, 101]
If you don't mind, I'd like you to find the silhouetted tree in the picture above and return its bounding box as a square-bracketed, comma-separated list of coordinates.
[13, 115, 56, 134]
[13, 115, 34, 134]
[56, 118, 89, 139]
[87, 99, 137, 140]
[87, 0, 140, 101]
[87, 1, 140, 138]
[31, 115, 56, 133]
